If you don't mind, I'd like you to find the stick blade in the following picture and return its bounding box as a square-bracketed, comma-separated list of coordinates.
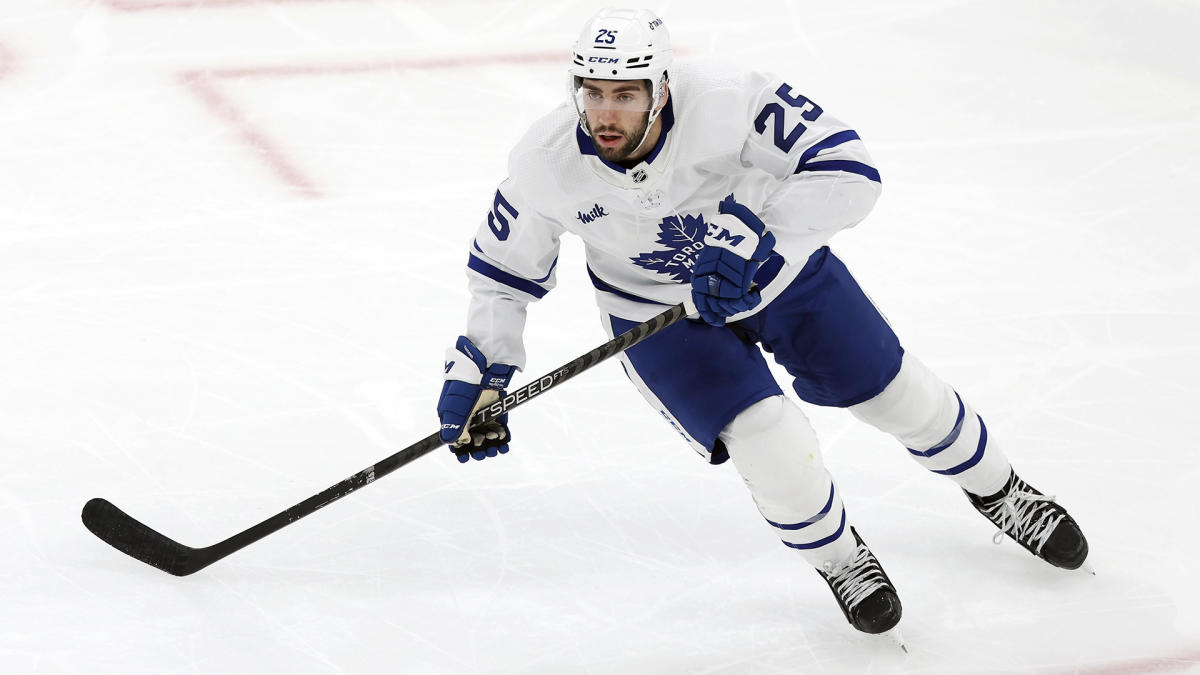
[82, 498, 203, 576]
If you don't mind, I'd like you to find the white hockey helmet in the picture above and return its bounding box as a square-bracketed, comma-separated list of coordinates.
[569, 9, 672, 142]
[570, 8, 672, 88]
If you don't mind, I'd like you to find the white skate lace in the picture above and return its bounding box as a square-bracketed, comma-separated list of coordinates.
[822, 545, 887, 612]
[984, 484, 1065, 553]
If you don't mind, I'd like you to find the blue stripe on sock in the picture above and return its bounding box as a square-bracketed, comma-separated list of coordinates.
[765, 483, 834, 530]
[909, 392, 965, 458]
[934, 416, 988, 476]
[782, 509, 847, 551]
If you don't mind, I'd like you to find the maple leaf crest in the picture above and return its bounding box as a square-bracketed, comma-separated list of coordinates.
[629, 213, 709, 282]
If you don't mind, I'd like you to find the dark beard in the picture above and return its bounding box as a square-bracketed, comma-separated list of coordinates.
[591, 115, 650, 165]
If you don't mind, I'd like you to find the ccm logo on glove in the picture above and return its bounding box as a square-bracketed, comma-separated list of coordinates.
[437, 336, 517, 462]
[689, 195, 776, 327]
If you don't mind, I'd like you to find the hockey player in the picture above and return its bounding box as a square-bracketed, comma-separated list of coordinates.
[435, 8, 1089, 641]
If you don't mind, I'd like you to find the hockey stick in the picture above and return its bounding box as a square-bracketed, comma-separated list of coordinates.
[82, 298, 696, 576]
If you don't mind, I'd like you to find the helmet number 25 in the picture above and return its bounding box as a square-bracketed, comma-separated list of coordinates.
[754, 84, 824, 154]
[595, 29, 618, 44]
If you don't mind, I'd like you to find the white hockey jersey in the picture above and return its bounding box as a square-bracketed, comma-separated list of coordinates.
[463, 61, 882, 370]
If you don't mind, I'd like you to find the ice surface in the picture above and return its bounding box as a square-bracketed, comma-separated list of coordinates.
[2, 1, 1199, 673]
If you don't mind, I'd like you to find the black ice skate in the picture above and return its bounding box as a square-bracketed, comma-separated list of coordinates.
[966, 471, 1089, 571]
[818, 527, 904, 645]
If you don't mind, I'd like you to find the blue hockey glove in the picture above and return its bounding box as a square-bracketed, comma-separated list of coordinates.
[437, 336, 517, 463]
[690, 195, 776, 327]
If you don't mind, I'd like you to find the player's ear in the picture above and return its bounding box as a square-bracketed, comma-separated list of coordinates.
[655, 81, 670, 113]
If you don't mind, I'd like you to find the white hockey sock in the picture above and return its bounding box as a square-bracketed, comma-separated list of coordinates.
[721, 395, 857, 567]
[849, 354, 1011, 497]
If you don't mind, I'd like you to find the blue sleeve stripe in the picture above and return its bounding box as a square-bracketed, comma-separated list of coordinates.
[795, 160, 881, 183]
[536, 258, 558, 284]
[796, 130, 860, 168]
[467, 254, 550, 299]
[473, 239, 557, 283]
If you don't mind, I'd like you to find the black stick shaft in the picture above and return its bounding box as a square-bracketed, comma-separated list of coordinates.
[221, 301, 690, 551]
[85, 299, 693, 575]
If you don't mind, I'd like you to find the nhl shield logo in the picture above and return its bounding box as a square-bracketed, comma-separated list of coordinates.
[631, 169, 647, 184]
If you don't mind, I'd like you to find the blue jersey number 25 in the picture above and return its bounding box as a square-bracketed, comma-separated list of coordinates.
[754, 84, 824, 153]
[487, 190, 519, 241]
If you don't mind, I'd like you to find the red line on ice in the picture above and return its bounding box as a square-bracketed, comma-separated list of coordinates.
[204, 52, 570, 79]
[1053, 649, 1200, 675]
[0, 41, 15, 81]
[102, 0, 363, 12]
[178, 51, 561, 198]
[178, 70, 324, 199]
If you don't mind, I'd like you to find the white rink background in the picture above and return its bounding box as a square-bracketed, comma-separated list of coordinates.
[3, 1, 1199, 673]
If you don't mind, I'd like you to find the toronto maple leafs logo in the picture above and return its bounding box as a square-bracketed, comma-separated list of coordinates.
[629, 213, 709, 282]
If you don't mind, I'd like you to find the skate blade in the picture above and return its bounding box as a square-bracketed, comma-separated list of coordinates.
[883, 627, 908, 653]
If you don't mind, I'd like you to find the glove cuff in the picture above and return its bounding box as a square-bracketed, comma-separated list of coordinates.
[444, 345, 483, 385]
[443, 336, 516, 389]
[482, 363, 516, 390]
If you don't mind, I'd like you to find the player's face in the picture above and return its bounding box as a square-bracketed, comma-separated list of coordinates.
[578, 79, 657, 163]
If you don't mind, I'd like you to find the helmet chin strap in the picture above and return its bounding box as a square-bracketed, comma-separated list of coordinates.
[625, 77, 668, 158]
[628, 104, 663, 157]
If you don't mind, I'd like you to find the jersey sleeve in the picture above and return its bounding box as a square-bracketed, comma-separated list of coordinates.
[463, 160, 565, 371]
[739, 75, 883, 262]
